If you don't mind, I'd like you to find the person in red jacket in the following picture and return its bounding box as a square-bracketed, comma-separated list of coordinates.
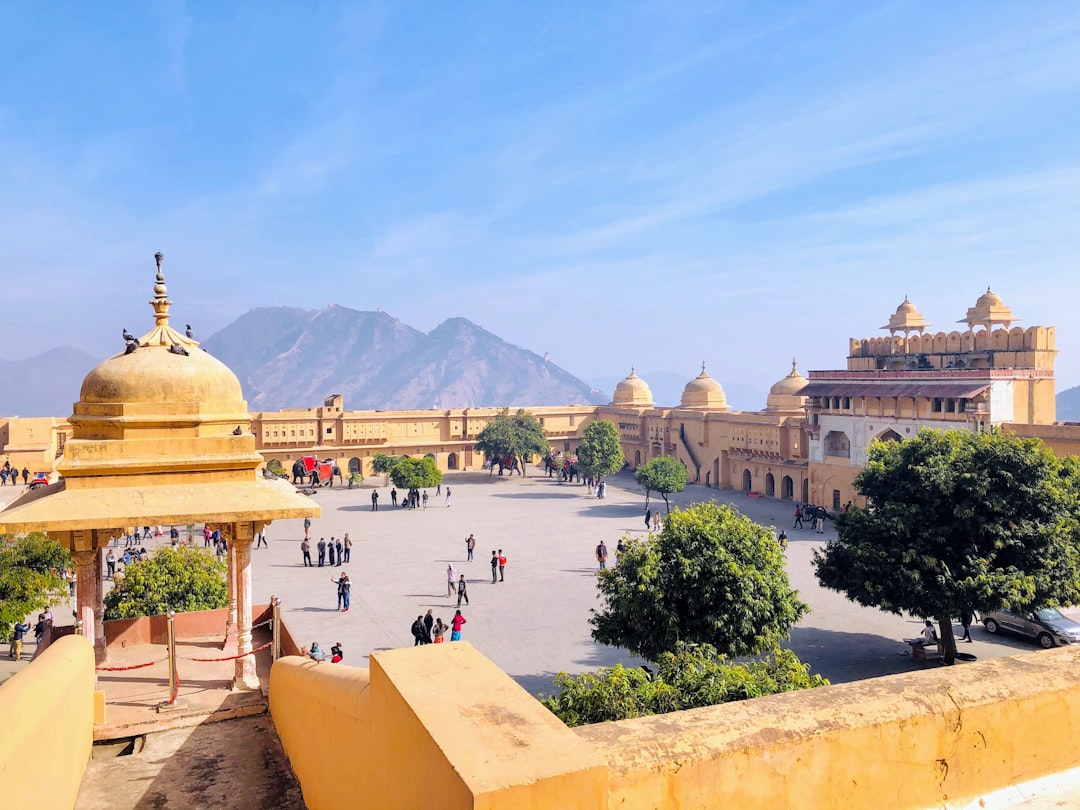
[450, 610, 467, 641]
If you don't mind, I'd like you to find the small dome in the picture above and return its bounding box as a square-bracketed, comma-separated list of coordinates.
[612, 368, 653, 407]
[881, 296, 929, 334]
[767, 358, 808, 412]
[977, 287, 1003, 307]
[80, 343, 244, 406]
[897, 298, 917, 314]
[959, 286, 1017, 329]
[680, 363, 728, 410]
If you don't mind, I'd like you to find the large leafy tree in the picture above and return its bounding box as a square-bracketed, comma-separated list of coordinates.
[576, 419, 624, 481]
[389, 456, 443, 490]
[104, 546, 228, 620]
[372, 452, 404, 483]
[634, 455, 688, 513]
[474, 408, 550, 477]
[814, 428, 1080, 665]
[591, 502, 808, 661]
[541, 643, 827, 727]
[0, 533, 71, 640]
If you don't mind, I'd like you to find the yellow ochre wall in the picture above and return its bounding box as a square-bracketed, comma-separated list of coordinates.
[270, 644, 608, 810]
[576, 645, 1080, 810]
[0, 635, 95, 810]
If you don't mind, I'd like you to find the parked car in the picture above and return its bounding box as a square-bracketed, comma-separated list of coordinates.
[28, 472, 49, 490]
[982, 608, 1080, 648]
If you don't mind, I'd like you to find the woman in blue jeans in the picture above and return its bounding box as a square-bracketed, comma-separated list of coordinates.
[330, 573, 351, 612]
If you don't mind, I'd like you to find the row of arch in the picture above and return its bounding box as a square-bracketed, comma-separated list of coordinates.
[269, 452, 462, 475]
[853, 325, 1053, 357]
[739, 469, 807, 501]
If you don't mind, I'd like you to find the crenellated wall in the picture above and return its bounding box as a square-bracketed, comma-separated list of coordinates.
[0, 635, 96, 810]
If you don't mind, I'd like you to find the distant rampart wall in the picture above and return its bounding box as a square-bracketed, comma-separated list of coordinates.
[0, 635, 95, 810]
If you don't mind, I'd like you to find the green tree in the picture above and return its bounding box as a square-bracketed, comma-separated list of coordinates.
[590, 502, 808, 661]
[814, 428, 1080, 665]
[576, 419, 624, 482]
[474, 408, 550, 477]
[0, 533, 71, 640]
[372, 452, 404, 483]
[389, 456, 443, 490]
[634, 455, 688, 513]
[540, 643, 827, 727]
[104, 546, 228, 620]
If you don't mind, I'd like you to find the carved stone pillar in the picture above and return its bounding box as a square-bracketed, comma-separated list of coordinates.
[232, 522, 259, 690]
[222, 523, 238, 649]
[72, 548, 107, 664]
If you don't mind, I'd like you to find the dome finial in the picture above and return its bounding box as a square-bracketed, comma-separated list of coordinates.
[791, 356, 798, 373]
[700, 361, 707, 377]
[150, 251, 172, 328]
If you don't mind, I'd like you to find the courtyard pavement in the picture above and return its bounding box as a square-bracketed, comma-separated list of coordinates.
[251, 469, 1047, 694]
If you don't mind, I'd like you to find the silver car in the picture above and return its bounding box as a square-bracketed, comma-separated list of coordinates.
[982, 608, 1080, 648]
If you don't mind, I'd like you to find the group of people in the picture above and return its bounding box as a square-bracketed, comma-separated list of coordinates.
[300, 535, 352, 567]
[8, 609, 52, 660]
[642, 508, 662, 531]
[793, 503, 829, 534]
[411, 609, 466, 644]
[0, 462, 29, 486]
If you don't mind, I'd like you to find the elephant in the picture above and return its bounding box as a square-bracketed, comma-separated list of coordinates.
[292, 459, 307, 484]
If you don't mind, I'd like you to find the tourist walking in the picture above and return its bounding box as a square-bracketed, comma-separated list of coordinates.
[793, 505, 804, 530]
[450, 610, 466, 641]
[371, 490, 379, 511]
[498, 550, 506, 582]
[433, 617, 448, 643]
[456, 575, 469, 606]
[596, 540, 608, 570]
[778, 530, 788, 553]
[490, 550, 499, 583]
[652, 511, 661, 531]
[301, 539, 312, 567]
[422, 491, 429, 510]
[466, 533, 475, 561]
[331, 573, 351, 612]
[644, 508, 651, 529]
[304, 517, 311, 539]
[445, 487, 452, 507]
[343, 533, 351, 563]
[960, 608, 977, 642]
[446, 563, 457, 597]
[317, 538, 327, 567]
[256, 529, 268, 548]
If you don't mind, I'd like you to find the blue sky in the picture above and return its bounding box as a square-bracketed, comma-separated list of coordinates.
[3, 2, 1080, 393]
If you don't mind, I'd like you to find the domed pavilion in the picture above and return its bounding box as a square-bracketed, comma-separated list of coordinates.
[679, 363, 729, 410]
[0, 253, 318, 684]
[958, 287, 1019, 331]
[611, 368, 654, 407]
[766, 358, 808, 412]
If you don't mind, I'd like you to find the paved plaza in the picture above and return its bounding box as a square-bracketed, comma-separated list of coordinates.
[252, 469, 1047, 693]
[0, 469, 1055, 692]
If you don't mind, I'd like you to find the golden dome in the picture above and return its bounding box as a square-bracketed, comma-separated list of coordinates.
[977, 288, 1003, 307]
[767, 358, 808, 412]
[612, 368, 654, 407]
[60, 253, 255, 475]
[680, 363, 728, 410]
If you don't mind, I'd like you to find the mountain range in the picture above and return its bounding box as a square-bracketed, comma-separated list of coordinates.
[199, 305, 607, 411]
[6, 316, 1080, 420]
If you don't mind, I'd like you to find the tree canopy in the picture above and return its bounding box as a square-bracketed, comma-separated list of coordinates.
[576, 419, 624, 481]
[389, 456, 443, 490]
[634, 455, 688, 513]
[473, 408, 550, 477]
[104, 546, 228, 620]
[590, 501, 808, 661]
[0, 533, 71, 640]
[541, 643, 827, 727]
[372, 453, 405, 476]
[814, 428, 1080, 664]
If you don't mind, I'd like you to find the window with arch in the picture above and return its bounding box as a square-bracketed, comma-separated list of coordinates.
[824, 431, 851, 459]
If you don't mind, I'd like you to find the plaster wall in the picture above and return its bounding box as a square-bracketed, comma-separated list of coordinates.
[270, 644, 608, 810]
[575, 645, 1080, 810]
[990, 379, 1016, 424]
[0, 635, 95, 810]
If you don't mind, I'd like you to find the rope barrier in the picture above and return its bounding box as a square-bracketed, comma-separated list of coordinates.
[184, 641, 272, 662]
[96, 658, 166, 672]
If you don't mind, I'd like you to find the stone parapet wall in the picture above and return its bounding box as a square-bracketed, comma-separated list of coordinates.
[0, 635, 95, 810]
